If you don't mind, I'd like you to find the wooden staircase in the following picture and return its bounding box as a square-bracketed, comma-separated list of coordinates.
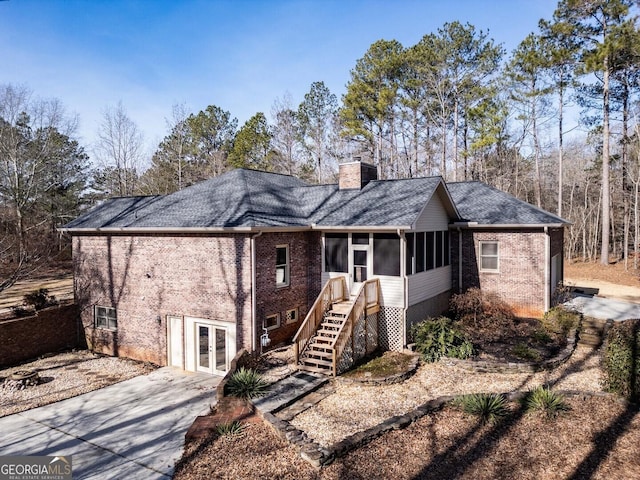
[293, 277, 380, 376]
[298, 301, 351, 374]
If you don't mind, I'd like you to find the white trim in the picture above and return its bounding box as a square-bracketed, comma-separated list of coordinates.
[264, 313, 280, 331]
[276, 244, 290, 287]
[285, 308, 299, 324]
[478, 241, 500, 273]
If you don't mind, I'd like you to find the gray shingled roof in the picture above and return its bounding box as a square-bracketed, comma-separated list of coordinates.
[64, 170, 564, 231]
[64, 169, 449, 230]
[447, 181, 569, 225]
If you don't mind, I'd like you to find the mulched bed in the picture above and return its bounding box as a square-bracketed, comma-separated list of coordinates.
[174, 395, 640, 480]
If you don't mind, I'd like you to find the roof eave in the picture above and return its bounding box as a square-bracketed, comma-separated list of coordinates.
[450, 222, 569, 229]
[58, 225, 312, 234]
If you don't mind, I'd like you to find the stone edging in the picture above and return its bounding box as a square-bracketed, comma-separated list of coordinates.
[260, 388, 627, 468]
[336, 354, 420, 386]
[216, 348, 249, 403]
[441, 326, 579, 374]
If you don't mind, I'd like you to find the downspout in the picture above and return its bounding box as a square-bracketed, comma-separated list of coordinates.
[250, 230, 263, 353]
[457, 227, 463, 292]
[399, 228, 408, 349]
[544, 226, 550, 313]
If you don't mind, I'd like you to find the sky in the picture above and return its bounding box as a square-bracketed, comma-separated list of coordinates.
[0, 0, 560, 163]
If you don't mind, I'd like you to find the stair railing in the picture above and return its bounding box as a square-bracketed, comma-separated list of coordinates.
[293, 276, 347, 366]
[331, 278, 380, 376]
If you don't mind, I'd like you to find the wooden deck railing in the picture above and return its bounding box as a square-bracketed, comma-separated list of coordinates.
[293, 276, 347, 366]
[331, 278, 380, 376]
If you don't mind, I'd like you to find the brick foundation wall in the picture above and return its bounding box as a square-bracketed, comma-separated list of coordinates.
[452, 228, 557, 318]
[0, 304, 82, 367]
[254, 231, 322, 348]
[73, 234, 252, 365]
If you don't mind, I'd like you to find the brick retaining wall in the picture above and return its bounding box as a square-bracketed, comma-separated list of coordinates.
[0, 303, 82, 367]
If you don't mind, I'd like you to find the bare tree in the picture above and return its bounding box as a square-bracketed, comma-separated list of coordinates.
[94, 101, 144, 196]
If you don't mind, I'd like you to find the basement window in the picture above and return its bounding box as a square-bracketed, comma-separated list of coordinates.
[264, 313, 280, 331]
[285, 308, 299, 324]
[479, 241, 499, 272]
[95, 306, 117, 330]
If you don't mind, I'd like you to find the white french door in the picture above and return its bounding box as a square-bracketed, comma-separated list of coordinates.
[195, 322, 228, 375]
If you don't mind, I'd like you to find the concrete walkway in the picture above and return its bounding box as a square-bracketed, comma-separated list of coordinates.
[0, 367, 220, 479]
[565, 294, 640, 321]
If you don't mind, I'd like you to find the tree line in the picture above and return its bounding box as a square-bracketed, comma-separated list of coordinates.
[1, 0, 639, 284]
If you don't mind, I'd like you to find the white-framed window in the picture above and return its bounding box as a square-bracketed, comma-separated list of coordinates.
[264, 313, 280, 331]
[285, 308, 298, 324]
[276, 245, 289, 287]
[479, 241, 499, 272]
[95, 306, 117, 329]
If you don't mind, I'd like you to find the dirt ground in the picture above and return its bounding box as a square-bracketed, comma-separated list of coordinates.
[565, 260, 640, 303]
[0, 265, 73, 313]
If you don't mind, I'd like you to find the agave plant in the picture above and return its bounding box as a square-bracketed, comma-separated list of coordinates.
[225, 367, 269, 399]
[215, 420, 244, 437]
[455, 393, 509, 424]
[523, 386, 570, 419]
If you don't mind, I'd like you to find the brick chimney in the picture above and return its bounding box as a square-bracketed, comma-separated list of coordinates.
[338, 159, 378, 190]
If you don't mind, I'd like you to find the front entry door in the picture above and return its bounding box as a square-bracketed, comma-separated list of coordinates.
[196, 323, 228, 375]
[349, 234, 371, 293]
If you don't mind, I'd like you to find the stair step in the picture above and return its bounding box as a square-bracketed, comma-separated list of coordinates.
[324, 315, 347, 322]
[308, 342, 333, 352]
[298, 364, 332, 375]
[305, 350, 333, 361]
[319, 323, 341, 331]
[301, 357, 333, 368]
[317, 328, 339, 337]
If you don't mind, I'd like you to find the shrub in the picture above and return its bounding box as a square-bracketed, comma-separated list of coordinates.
[215, 420, 244, 437]
[455, 393, 508, 424]
[412, 317, 474, 363]
[523, 386, 570, 418]
[512, 342, 541, 362]
[542, 307, 578, 336]
[450, 288, 515, 342]
[225, 367, 269, 399]
[23, 288, 58, 311]
[602, 320, 640, 401]
[532, 329, 552, 344]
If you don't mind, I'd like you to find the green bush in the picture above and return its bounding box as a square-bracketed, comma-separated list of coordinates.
[455, 393, 508, 424]
[523, 386, 570, 418]
[602, 320, 640, 401]
[225, 367, 269, 399]
[411, 317, 474, 363]
[512, 342, 541, 361]
[543, 306, 578, 336]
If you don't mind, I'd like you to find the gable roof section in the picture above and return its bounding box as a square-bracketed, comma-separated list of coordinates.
[447, 181, 569, 227]
[64, 169, 310, 230]
[62, 169, 459, 232]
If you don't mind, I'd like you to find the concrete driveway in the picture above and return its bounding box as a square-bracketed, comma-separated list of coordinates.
[565, 294, 640, 321]
[0, 367, 220, 479]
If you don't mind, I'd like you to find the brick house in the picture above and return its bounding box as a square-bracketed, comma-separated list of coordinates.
[62, 162, 568, 376]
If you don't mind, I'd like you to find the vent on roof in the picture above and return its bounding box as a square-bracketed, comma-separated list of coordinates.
[339, 160, 378, 190]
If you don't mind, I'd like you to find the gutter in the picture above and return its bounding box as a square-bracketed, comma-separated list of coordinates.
[544, 226, 550, 312]
[451, 222, 567, 229]
[250, 230, 263, 353]
[59, 226, 311, 234]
